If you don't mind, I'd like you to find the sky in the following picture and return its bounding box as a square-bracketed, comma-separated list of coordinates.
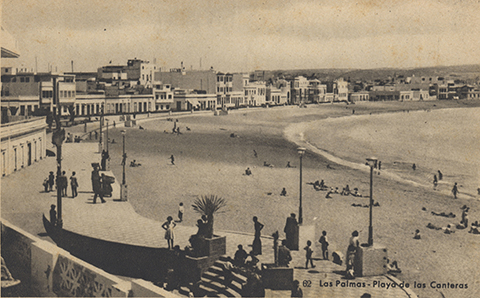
[2, 0, 480, 73]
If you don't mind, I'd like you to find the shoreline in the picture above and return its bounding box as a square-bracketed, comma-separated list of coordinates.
[284, 107, 480, 200]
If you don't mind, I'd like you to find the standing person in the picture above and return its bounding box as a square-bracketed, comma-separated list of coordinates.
[304, 240, 315, 269]
[92, 166, 106, 204]
[412, 163, 416, 171]
[43, 177, 49, 192]
[346, 230, 360, 278]
[438, 170, 443, 180]
[170, 155, 175, 165]
[49, 205, 57, 226]
[162, 216, 176, 249]
[253, 149, 257, 158]
[452, 182, 459, 199]
[284, 213, 298, 250]
[319, 231, 329, 260]
[291, 280, 303, 297]
[433, 174, 438, 189]
[70, 171, 78, 198]
[178, 202, 184, 222]
[378, 161, 382, 170]
[58, 171, 68, 197]
[101, 150, 109, 171]
[252, 216, 264, 255]
[48, 171, 55, 192]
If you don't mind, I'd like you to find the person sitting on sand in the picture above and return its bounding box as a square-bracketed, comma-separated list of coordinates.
[341, 185, 351, 196]
[414, 229, 421, 239]
[130, 160, 141, 167]
[245, 167, 252, 176]
[326, 188, 334, 199]
[469, 223, 480, 234]
[443, 224, 455, 234]
[286, 161, 296, 168]
[386, 259, 401, 273]
[280, 188, 287, 196]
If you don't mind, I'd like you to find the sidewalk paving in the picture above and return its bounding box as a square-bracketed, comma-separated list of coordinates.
[2, 120, 416, 298]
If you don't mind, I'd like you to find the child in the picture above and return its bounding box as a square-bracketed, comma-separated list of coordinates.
[304, 240, 315, 269]
[319, 231, 329, 260]
[178, 202, 184, 222]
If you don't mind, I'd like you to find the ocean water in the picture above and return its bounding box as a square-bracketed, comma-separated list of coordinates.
[302, 107, 480, 197]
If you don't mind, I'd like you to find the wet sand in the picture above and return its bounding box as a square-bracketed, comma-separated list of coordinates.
[106, 100, 480, 298]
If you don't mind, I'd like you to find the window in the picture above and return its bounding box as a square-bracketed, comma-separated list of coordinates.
[161, 105, 164, 110]
[168, 94, 172, 99]
[20, 77, 25, 82]
[156, 95, 159, 99]
[166, 105, 169, 109]
[25, 77, 30, 83]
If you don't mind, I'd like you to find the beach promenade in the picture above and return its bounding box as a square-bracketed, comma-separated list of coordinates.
[1, 122, 416, 297]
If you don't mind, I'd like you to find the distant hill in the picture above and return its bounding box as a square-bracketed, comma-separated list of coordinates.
[258, 65, 480, 83]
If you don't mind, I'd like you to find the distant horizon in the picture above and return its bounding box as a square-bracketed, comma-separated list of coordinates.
[3, 1, 480, 74]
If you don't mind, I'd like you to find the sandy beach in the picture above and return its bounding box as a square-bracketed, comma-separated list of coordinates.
[101, 100, 480, 298]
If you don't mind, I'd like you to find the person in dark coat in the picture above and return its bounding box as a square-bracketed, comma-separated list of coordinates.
[284, 213, 298, 250]
[49, 205, 57, 226]
[101, 150, 109, 171]
[278, 240, 292, 267]
[60, 171, 68, 197]
[48, 171, 55, 191]
[252, 216, 264, 255]
[91, 166, 106, 204]
[291, 280, 303, 297]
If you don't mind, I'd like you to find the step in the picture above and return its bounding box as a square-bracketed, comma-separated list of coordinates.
[199, 280, 239, 297]
[203, 270, 247, 286]
[201, 275, 243, 294]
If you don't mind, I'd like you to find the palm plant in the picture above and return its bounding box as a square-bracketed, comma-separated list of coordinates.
[192, 195, 227, 238]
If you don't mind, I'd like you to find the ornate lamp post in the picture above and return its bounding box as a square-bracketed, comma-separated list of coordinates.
[99, 106, 103, 153]
[297, 147, 306, 224]
[120, 130, 128, 201]
[366, 157, 378, 246]
[105, 118, 109, 170]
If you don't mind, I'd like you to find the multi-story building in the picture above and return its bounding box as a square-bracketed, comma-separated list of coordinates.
[244, 81, 266, 106]
[173, 89, 217, 111]
[1, 69, 76, 117]
[153, 82, 174, 111]
[1, 26, 47, 177]
[290, 76, 309, 104]
[308, 79, 327, 103]
[349, 91, 370, 102]
[98, 58, 158, 86]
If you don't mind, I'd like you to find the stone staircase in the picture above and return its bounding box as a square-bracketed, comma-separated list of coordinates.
[178, 256, 248, 297]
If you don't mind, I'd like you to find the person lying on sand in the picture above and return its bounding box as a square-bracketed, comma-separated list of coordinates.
[326, 188, 334, 199]
[426, 223, 442, 230]
[352, 188, 363, 197]
[263, 161, 274, 168]
[431, 211, 456, 218]
[129, 160, 142, 167]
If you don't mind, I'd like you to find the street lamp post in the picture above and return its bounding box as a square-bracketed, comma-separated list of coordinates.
[106, 118, 109, 170]
[366, 157, 378, 246]
[297, 147, 306, 225]
[99, 106, 103, 153]
[120, 130, 128, 201]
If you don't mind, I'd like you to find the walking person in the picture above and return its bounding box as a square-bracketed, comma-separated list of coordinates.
[92, 166, 106, 204]
[433, 174, 438, 190]
[452, 182, 459, 199]
[252, 216, 264, 255]
[48, 171, 55, 192]
[304, 240, 315, 269]
[178, 202, 184, 222]
[438, 170, 443, 180]
[319, 230, 329, 260]
[70, 172, 78, 198]
[170, 155, 175, 165]
[162, 216, 176, 249]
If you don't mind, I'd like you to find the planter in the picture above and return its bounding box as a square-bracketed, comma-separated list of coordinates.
[261, 263, 293, 290]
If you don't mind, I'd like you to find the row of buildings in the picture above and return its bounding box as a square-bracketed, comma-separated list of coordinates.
[1, 59, 366, 121]
[2, 58, 480, 124]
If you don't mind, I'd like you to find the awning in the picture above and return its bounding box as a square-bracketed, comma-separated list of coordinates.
[186, 99, 200, 107]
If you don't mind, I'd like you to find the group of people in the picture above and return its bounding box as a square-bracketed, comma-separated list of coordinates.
[43, 170, 78, 198]
[324, 184, 363, 199]
[91, 164, 107, 203]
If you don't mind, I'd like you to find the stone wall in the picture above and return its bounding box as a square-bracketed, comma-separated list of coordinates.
[1, 219, 177, 297]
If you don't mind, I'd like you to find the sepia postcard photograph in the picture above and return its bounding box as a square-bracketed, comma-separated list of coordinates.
[1, 1, 480, 297]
